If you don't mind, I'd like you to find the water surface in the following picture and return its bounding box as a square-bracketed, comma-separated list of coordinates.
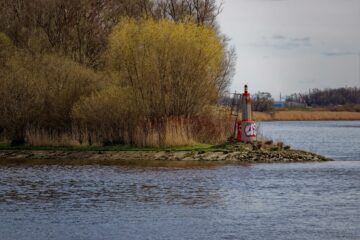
[1, 121, 360, 240]
[260, 121, 360, 161]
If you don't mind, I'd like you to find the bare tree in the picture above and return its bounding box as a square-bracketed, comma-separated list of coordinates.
[252, 92, 274, 112]
[153, 0, 222, 25]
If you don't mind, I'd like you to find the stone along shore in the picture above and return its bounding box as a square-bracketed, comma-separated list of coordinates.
[0, 143, 330, 164]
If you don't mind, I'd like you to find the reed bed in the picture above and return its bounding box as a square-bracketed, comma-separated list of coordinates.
[22, 113, 233, 147]
[254, 111, 360, 121]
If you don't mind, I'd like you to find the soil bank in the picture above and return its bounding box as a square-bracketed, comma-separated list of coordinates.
[0, 143, 330, 164]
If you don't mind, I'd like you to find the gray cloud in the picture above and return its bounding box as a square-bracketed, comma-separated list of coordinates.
[254, 35, 311, 50]
[272, 35, 286, 40]
[323, 49, 359, 57]
[217, 0, 360, 96]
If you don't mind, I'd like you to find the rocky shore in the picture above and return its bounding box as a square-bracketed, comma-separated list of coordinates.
[0, 143, 330, 164]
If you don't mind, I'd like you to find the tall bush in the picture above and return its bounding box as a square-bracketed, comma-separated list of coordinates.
[0, 51, 101, 144]
[72, 86, 142, 145]
[106, 18, 225, 144]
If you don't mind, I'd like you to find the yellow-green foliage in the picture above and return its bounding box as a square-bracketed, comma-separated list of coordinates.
[0, 32, 13, 48]
[107, 18, 224, 118]
[72, 90, 233, 146]
[0, 32, 14, 65]
[0, 52, 42, 144]
[0, 19, 233, 147]
[34, 54, 102, 130]
[72, 86, 142, 144]
[0, 51, 101, 144]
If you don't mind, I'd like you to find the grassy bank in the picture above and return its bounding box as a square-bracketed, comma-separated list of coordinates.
[254, 111, 360, 121]
[0, 142, 330, 164]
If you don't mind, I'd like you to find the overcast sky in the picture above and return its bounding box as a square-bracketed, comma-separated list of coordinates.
[217, 0, 360, 99]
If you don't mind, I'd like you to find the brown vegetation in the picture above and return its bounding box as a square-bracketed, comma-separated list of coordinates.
[252, 92, 274, 112]
[254, 111, 360, 121]
[0, 1, 235, 147]
[0, 0, 223, 68]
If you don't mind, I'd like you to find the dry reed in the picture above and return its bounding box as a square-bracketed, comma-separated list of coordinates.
[26, 128, 82, 147]
[254, 111, 360, 121]
[23, 112, 232, 147]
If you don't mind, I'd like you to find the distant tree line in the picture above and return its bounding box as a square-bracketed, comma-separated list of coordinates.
[222, 87, 360, 114]
[0, 0, 236, 146]
[220, 92, 274, 113]
[286, 87, 360, 110]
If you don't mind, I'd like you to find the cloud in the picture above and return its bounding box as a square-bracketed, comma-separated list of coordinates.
[253, 35, 311, 50]
[272, 35, 286, 40]
[322, 49, 359, 57]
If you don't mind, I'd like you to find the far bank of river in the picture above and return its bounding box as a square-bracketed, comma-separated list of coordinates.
[254, 111, 360, 121]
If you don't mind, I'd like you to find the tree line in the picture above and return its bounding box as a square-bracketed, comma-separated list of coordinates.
[0, 0, 235, 146]
[286, 87, 360, 110]
[220, 92, 275, 113]
[0, 0, 225, 68]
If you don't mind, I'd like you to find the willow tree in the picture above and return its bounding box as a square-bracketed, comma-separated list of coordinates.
[106, 18, 225, 144]
[107, 18, 224, 116]
[0, 32, 14, 66]
[0, 49, 100, 145]
[0, 0, 224, 68]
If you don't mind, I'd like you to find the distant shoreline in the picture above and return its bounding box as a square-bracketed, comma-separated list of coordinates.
[254, 111, 360, 121]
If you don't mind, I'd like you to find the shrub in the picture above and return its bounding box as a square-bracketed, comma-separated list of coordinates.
[0, 52, 43, 145]
[0, 52, 101, 144]
[72, 86, 142, 145]
[0, 32, 14, 66]
[0, 19, 234, 147]
[104, 18, 229, 145]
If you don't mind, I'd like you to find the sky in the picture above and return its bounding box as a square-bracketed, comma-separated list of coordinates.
[217, 0, 360, 100]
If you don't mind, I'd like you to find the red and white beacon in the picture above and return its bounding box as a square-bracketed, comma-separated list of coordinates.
[237, 85, 256, 142]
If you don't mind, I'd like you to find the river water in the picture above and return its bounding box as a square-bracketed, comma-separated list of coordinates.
[0, 121, 360, 240]
[260, 121, 360, 161]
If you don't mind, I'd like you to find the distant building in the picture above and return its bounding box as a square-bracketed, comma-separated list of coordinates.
[272, 101, 307, 109]
[272, 101, 285, 108]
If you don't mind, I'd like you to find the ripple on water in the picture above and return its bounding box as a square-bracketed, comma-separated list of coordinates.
[260, 121, 360, 161]
[0, 161, 360, 240]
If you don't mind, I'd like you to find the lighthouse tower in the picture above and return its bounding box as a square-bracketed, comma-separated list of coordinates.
[236, 85, 256, 142]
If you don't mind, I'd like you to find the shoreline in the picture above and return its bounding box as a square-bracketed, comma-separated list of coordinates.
[0, 143, 330, 164]
[254, 111, 360, 121]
